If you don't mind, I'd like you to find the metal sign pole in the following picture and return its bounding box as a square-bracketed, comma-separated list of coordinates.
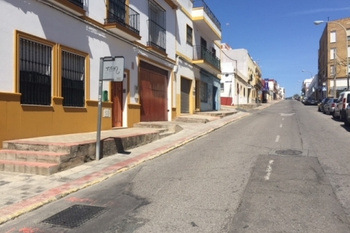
[96, 56, 124, 161]
[96, 58, 104, 160]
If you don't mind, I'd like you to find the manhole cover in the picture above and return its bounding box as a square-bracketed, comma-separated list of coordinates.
[42, 204, 105, 228]
[275, 149, 303, 156]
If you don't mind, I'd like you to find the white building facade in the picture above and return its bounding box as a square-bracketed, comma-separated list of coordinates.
[0, 0, 179, 147]
[175, 0, 222, 113]
[0, 0, 223, 148]
[220, 45, 260, 105]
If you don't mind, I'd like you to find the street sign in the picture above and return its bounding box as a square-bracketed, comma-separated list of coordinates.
[101, 56, 124, 82]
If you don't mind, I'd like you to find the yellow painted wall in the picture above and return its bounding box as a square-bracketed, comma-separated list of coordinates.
[0, 92, 112, 149]
[171, 107, 177, 120]
[127, 103, 140, 127]
[176, 94, 181, 116]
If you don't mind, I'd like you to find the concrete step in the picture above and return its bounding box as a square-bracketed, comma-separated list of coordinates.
[134, 122, 183, 134]
[0, 149, 70, 163]
[0, 130, 163, 175]
[3, 140, 72, 153]
[0, 160, 59, 176]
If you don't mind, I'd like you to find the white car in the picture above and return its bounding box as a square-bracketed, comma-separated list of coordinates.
[334, 91, 350, 121]
[345, 102, 350, 126]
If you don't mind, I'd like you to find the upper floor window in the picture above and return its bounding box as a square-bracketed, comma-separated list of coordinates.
[148, 0, 166, 51]
[330, 31, 336, 43]
[68, 0, 84, 8]
[108, 0, 126, 23]
[211, 47, 216, 57]
[19, 38, 52, 105]
[186, 25, 193, 45]
[330, 48, 336, 59]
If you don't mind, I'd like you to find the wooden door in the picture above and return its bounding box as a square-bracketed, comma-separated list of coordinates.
[112, 81, 123, 127]
[140, 61, 168, 121]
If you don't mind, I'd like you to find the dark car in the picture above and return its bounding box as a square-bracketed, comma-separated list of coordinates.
[323, 98, 338, 115]
[318, 97, 332, 112]
[304, 97, 317, 105]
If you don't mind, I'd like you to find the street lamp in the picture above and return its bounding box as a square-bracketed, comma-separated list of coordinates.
[314, 20, 349, 91]
[302, 69, 313, 77]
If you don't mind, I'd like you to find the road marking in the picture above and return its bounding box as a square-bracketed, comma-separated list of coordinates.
[280, 113, 295, 117]
[264, 160, 274, 181]
[280, 124, 283, 128]
[275, 135, 280, 142]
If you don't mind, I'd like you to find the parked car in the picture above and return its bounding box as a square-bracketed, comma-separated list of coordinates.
[345, 103, 350, 126]
[303, 97, 317, 105]
[334, 91, 350, 120]
[318, 97, 331, 112]
[323, 98, 338, 115]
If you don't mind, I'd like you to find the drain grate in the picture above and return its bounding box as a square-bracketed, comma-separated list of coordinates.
[275, 149, 302, 156]
[42, 204, 105, 229]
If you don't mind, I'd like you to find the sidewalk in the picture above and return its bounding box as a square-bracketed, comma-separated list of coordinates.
[0, 103, 272, 224]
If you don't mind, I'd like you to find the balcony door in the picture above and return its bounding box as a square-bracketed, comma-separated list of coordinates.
[109, 0, 126, 23]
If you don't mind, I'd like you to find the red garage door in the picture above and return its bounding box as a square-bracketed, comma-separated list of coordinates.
[140, 61, 168, 121]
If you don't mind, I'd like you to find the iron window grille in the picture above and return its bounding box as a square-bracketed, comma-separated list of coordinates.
[19, 38, 52, 106]
[68, 0, 84, 8]
[61, 51, 85, 107]
[193, 46, 221, 70]
[148, 0, 166, 51]
[186, 25, 193, 45]
[105, 0, 140, 34]
[192, 0, 221, 31]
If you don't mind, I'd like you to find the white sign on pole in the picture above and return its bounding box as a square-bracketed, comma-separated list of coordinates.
[102, 56, 125, 82]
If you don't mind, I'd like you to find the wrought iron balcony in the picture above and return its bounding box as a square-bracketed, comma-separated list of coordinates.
[68, 0, 83, 8]
[105, 2, 140, 34]
[147, 19, 166, 52]
[193, 0, 221, 31]
[194, 46, 220, 71]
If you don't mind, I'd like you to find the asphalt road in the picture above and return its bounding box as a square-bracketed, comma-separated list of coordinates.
[2, 100, 350, 233]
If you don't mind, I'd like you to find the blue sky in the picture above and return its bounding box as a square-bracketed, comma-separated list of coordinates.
[206, 0, 350, 97]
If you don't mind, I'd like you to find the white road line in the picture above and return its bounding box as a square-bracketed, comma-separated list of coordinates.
[275, 135, 280, 142]
[282, 118, 284, 121]
[264, 160, 274, 181]
[280, 124, 282, 128]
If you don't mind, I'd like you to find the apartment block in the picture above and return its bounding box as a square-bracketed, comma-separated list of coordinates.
[317, 17, 350, 99]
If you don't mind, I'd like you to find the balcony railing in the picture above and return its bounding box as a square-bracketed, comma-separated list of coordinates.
[148, 19, 166, 51]
[105, 2, 140, 34]
[193, 0, 221, 30]
[194, 46, 220, 70]
[68, 0, 83, 8]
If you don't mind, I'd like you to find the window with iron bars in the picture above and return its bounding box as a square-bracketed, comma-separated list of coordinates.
[148, 0, 166, 51]
[62, 51, 85, 107]
[19, 38, 52, 105]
